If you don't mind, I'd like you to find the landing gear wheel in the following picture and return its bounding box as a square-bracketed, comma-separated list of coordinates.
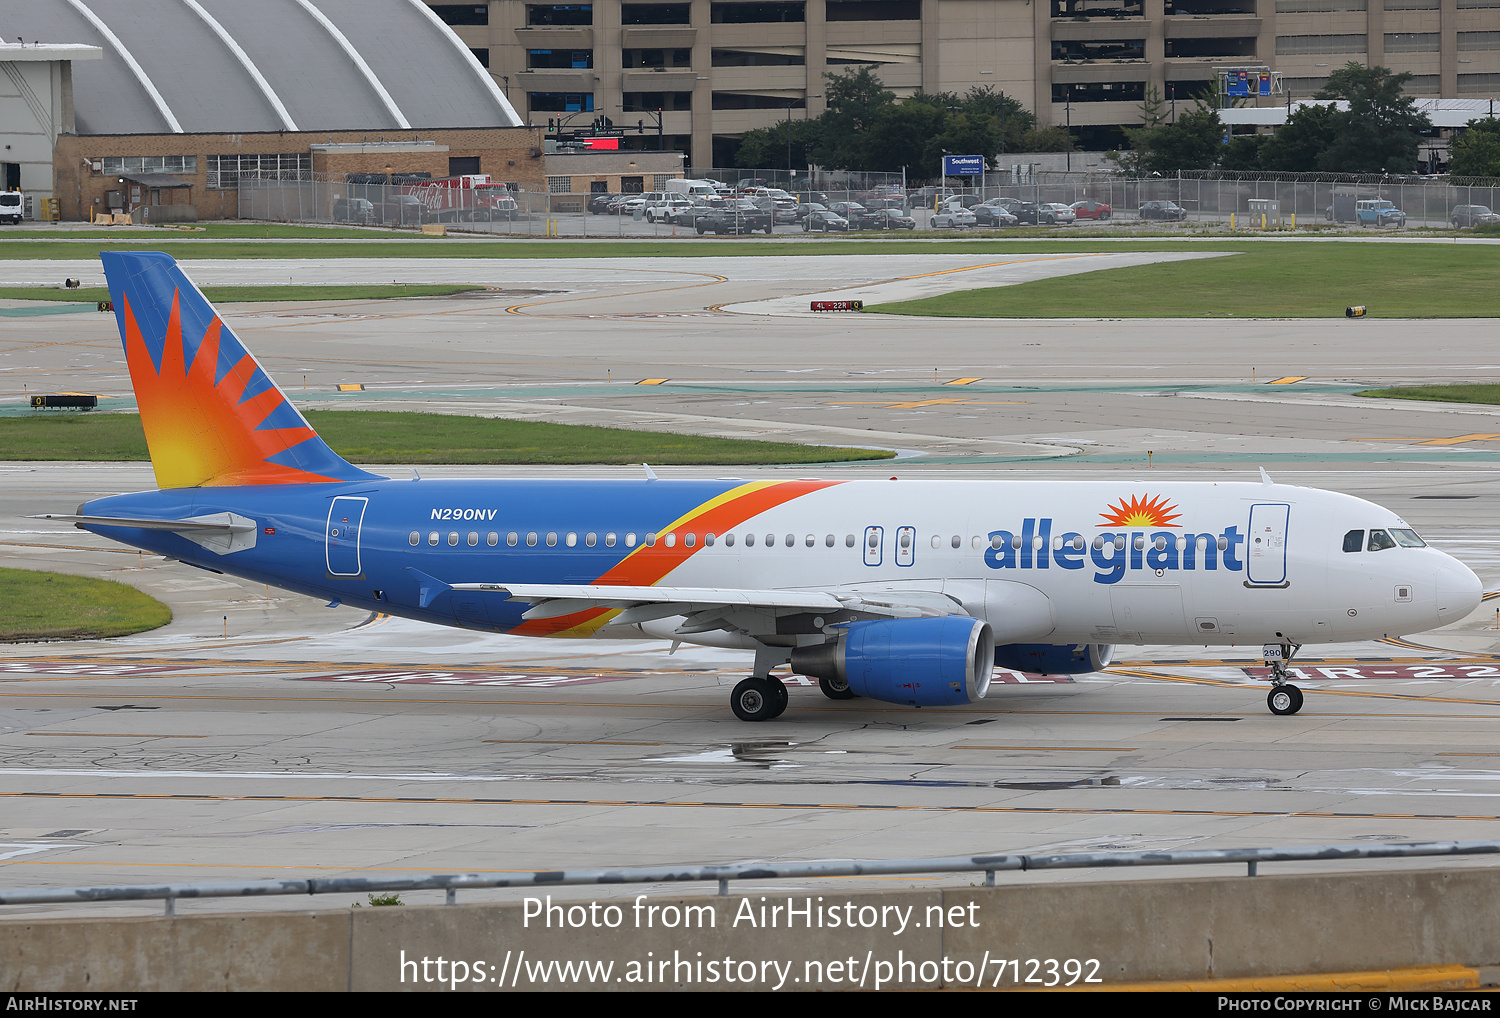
[731, 677, 777, 721]
[767, 677, 788, 718]
[818, 675, 857, 700]
[1267, 684, 1304, 715]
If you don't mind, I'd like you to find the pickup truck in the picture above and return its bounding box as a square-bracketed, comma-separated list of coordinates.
[695, 201, 773, 235]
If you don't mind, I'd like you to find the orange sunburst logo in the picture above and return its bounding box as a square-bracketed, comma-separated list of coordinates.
[1098, 494, 1183, 528]
[121, 289, 338, 489]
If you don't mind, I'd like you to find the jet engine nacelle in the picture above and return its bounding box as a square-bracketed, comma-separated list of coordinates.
[790, 616, 995, 706]
[993, 643, 1114, 675]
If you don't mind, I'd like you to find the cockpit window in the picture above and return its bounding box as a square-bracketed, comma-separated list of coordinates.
[1342, 529, 1364, 553]
[1390, 528, 1427, 548]
[1367, 529, 1397, 551]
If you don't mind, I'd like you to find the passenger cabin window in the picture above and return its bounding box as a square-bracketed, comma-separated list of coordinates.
[1343, 529, 1364, 552]
[1367, 529, 1397, 551]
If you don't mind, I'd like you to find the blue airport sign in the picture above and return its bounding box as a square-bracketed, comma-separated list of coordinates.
[942, 154, 985, 177]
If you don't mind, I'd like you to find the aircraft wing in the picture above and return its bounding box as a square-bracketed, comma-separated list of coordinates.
[447, 581, 967, 629]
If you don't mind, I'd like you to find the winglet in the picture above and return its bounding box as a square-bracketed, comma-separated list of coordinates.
[405, 567, 453, 609]
[1259, 467, 1274, 486]
[643, 463, 659, 481]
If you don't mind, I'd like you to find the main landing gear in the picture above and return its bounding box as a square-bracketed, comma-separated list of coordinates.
[731, 676, 788, 722]
[1263, 641, 1304, 715]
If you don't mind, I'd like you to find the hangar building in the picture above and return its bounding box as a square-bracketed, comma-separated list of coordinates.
[1, 0, 540, 220]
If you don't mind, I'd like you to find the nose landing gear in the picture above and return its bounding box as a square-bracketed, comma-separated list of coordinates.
[1263, 641, 1304, 715]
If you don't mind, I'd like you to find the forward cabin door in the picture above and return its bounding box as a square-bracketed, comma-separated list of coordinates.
[1247, 503, 1290, 585]
[326, 496, 368, 577]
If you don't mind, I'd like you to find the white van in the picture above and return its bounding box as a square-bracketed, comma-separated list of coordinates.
[665, 178, 718, 199]
[0, 190, 23, 225]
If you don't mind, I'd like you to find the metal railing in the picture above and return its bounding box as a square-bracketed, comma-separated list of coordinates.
[3, 839, 1498, 916]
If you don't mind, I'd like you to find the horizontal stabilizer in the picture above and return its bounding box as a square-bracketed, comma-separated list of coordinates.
[31, 512, 259, 554]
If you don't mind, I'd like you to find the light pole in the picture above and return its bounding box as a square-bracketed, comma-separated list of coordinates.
[1065, 90, 1073, 173]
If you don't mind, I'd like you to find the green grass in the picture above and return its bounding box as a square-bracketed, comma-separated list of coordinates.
[0, 284, 485, 303]
[866, 243, 1500, 318]
[0, 411, 893, 465]
[0, 566, 172, 641]
[1357, 384, 1500, 404]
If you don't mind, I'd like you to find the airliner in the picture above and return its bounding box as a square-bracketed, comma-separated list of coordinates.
[34, 252, 1484, 722]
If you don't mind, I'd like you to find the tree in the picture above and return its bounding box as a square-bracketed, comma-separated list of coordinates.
[816, 67, 896, 169]
[1311, 63, 1430, 173]
[1448, 118, 1500, 177]
[1257, 102, 1342, 172]
[1108, 86, 1168, 174]
[1220, 134, 1267, 171]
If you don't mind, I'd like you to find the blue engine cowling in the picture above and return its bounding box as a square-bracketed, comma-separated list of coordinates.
[790, 617, 995, 706]
[993, 643, 1114, 675]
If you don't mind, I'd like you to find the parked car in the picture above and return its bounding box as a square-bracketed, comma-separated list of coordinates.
[1139, 200, 1188, 221]
[828, 201, 869, 227]
[672, 201, 721, 227]
[1034, 203, 1076, 225]
[751, 197, 799, 224]
[973, 202, 1018, 227]
[863, 196, 908, 212]
[865, 209, 917, 230]
[586, 193, 619, 215]
[696, 201, 774, 234]
[802, 210, 850, 232]
[378, 195, 426, 226]
[1452, 204, 1500, 228]
[930, 208, 978, 229]
[646, 196, 693, 222]
[1355, 199, 1405, 228]
[794, 202, 829, 222]
[1008, 202, 1046, 225]
[1070, 200, 1113, 221]
[332, 197, 376, 225]
[941, 195, 985, 211]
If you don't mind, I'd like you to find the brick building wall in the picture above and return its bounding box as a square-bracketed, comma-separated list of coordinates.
[53, 127, 544, 222]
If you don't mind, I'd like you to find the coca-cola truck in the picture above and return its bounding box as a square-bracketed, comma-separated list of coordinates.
[402, 174, 520, 222]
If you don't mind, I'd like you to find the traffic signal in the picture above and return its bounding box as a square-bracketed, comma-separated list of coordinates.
[547, 118, 556, 133]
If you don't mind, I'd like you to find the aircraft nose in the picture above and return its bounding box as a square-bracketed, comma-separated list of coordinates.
[1435, 558, 1483, 622]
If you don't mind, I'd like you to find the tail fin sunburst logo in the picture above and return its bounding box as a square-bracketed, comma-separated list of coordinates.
[1098, 493, 1183, 528]
[103, 251, 375, 490]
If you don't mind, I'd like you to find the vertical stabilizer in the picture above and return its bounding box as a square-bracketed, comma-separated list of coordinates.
[101, 251, 378, 489]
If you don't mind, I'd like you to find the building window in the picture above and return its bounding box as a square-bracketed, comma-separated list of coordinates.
[432, 4, 490, 25]
[1167, 0, 1254, 11]
[470, 48, 490, 67]
[1052, 81, 1146, 102]
[1275, 35, 1368, 55]
[527, 4, 594, 25]
[1052, 39, 1145, 61]
[1457, 0, 1500, 8]
[710, 2, 805, 23]
[101, 155, 198, 177]
[1459, 72, 1500, 91]
[826, 0, 920, 20]
[1385, 0, 1437, 7]
[205, 153, 308, 190]
[712, 49, 806, 66]
[1385, 33, 1439, 52]
[712, 92, 806, 109]
[1402, 74, 1440, 93]
[1459, 32, 1500, 50]
[530, 92, 595, 112]
[529, 48, 594, 68]
[1273, 0, 1363, 10]
[622, 48, 692, 68]
[1165, 37, 1256, 58]
[622, 3, 692, 23]
[1051, 0, 1143, 15]
[624, 91, 693, 111]
[548, 176, 573, 192]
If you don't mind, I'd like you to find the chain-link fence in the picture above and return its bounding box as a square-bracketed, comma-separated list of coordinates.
[238, 168, 1500, 234]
